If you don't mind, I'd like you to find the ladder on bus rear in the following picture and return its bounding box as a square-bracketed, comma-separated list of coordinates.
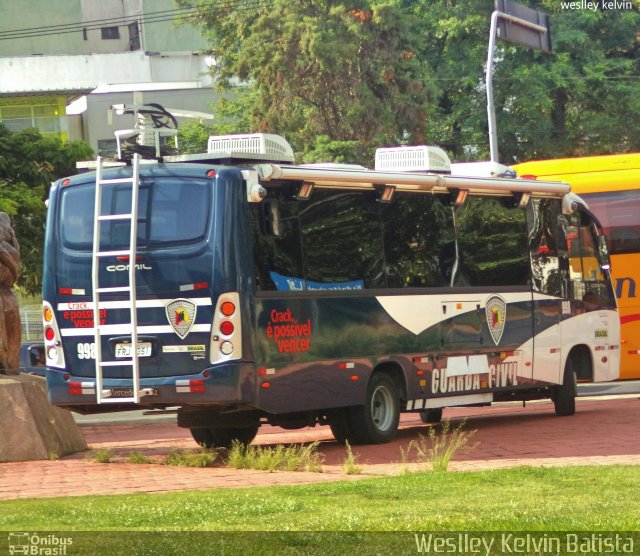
[92, 154, 141, 404]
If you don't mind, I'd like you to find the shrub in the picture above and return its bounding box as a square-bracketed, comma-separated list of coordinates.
[127, 452, 153, 464]
[341, 441, 363, 475]
[407, 420, 478, 472]
[226, 441, 324, 473]
[165, 449, 219, 468]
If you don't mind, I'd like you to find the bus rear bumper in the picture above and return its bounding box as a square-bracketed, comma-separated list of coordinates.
[45, 362, 257, 413]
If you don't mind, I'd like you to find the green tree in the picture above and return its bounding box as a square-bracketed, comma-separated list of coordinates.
[497, 0, 640, 161]
[180, 0, 639, 164]
[415, 0, 640, 162]
[177, 91, 256, 154]
[0, 126, 93, 294]
[179, 0, 435, 163]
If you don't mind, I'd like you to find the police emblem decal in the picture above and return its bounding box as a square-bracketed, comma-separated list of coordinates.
[485, 295, 507, 346]
[166, 299, 197, 339]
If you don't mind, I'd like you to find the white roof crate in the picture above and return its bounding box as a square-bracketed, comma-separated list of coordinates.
[375, 145, 451, 173]
[450, 161, 515, 178]
[207, 133, 294, 163]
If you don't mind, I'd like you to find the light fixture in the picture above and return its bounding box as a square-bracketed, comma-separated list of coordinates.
[296, 182, 314, 200]
[513, 192, 531, 208]
[377, 185, 396, 203]
[449, 189, 468, 206]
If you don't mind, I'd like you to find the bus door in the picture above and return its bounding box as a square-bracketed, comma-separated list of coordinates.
[564, 210, 619, 382]
[528, 199, 564, 384]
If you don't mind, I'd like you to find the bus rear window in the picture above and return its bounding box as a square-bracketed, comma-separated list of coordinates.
[580, 191, 640, 255]
[59, 177, 211, 251]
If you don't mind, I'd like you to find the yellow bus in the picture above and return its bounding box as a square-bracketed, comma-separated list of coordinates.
[514, 153, 640, 380]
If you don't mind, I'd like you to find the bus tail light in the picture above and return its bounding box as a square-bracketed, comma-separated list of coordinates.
[43, 301, 66, 369]
[220, 320, 234, 336]
[221, 301, 235, 316]
[210, 292, 242, 363]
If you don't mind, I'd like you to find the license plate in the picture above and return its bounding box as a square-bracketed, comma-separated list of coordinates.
[115, 342, 152, 358]
[109, 387, 159, 398]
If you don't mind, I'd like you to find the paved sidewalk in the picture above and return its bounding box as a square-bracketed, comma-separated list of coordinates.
[1, 396, 639, 500]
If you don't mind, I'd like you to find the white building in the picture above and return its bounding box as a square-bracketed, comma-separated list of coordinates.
[0, 0, 216, 155]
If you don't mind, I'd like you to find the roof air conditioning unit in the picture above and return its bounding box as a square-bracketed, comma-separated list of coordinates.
[375, 145, 451, 174]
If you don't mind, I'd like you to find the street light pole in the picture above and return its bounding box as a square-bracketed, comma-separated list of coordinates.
[485, 1, 551, 163]
[486, 10, 500, 163]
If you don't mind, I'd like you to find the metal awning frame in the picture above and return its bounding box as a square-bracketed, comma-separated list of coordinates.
[254, 163, 570, 199]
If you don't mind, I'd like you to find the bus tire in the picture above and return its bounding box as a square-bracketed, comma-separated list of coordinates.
[553, 360, 577, 417]
[190, 424, 259, 449]
[327, 408, 354, 444]
[419, 408, 443, 424]
[346, 373, 400, 444]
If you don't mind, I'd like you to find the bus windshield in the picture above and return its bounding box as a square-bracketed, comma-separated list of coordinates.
[580, 190, 640, 255]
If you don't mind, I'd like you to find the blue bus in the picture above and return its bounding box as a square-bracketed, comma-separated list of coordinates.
[42, 134, 619, 446]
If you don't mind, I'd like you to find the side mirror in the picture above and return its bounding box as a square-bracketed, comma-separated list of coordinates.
[597, 235, 611, 270]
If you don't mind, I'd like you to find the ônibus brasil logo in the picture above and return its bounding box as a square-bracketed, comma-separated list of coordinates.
[8, 532, 73, 555]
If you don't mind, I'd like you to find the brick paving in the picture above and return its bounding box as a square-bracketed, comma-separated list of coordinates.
[1, 396, 639, 500]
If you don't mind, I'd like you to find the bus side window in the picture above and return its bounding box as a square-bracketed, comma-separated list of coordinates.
[565, 211, 616, 309]
[381, 195, 451, 288]
[456, 196, 529, 287]
[250, 197, 303, 292]
[527, 199, 563, 297]
[300, 190, 384, 289]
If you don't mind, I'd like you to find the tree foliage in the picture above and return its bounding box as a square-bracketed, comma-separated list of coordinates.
[396, 0, 640, 162]
[0, 126, 93, 294]
[179, 0, 435, 162]
[179, 0, 640, 164]
[492, 0, 640, 161]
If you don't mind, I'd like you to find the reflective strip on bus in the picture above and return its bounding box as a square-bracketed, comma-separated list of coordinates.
[60, 324, 211, 337]
[69, 381, 96, 395]
[56, 298, 212, 311]
[176, 379, 206, 393]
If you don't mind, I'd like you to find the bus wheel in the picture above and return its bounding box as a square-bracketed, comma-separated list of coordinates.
[327, 408, 354, 444]
[347, 373, 400, 444]
[553, 359, 577, 417]
[190, 424, 259, 449]
[419, 408, 443, 424]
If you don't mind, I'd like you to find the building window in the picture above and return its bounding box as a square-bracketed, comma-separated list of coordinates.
[83, 27, 87, 40]
[101, 26, 120, 40]
[0, 98, 63, 136]
[128, 22, 140, 51]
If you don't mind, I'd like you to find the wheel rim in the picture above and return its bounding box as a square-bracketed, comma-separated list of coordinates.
[370, 384, 395, 432]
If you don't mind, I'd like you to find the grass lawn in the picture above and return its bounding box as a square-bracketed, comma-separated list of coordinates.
[1, 465, 639, 531]
[1, 466, 638, 554]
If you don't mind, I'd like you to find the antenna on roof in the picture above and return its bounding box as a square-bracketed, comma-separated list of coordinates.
[108, 92, 214, 161]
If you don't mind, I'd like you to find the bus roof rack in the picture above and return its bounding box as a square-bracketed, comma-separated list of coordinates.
[254, 163, 571, 197]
